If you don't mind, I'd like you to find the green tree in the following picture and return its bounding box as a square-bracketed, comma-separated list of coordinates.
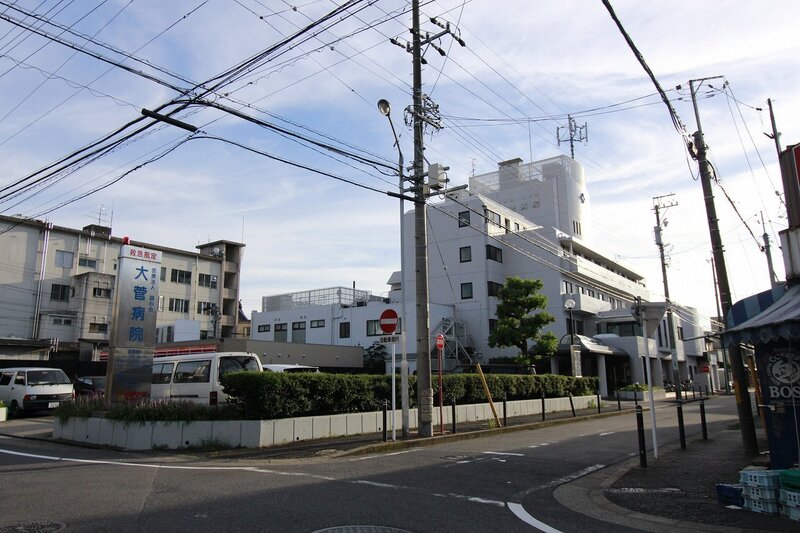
[363, 342, 387, 374]
[488, 277, 555, 358]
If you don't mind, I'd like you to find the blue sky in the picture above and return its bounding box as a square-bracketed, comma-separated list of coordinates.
[1, 0, 798, 320]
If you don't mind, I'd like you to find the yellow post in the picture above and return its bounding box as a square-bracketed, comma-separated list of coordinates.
[475, 363, 502, 427]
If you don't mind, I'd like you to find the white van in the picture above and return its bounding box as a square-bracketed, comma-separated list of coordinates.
[151, 352, 262, 405]
[262, 364, 320, 373]
[0, 367, 75, 417]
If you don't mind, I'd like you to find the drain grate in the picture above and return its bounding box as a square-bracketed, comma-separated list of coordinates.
[0, 522, 66, 533]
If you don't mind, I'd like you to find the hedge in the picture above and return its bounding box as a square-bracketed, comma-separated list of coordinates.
[222, 372, 599, 420]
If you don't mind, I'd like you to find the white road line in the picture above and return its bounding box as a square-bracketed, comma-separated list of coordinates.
[599, 431, 615, 436]
[514, 464, 606, 499]
[1, 446, 505, 508]
[349, 448, 421, 461]
[507, 502, 562, 533]
[482, 451, 524, 457]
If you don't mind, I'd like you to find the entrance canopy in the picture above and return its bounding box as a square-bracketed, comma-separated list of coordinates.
[723, 284, 800, 347]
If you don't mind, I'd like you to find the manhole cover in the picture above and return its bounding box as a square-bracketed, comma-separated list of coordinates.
[0, 522, 66, 533]
[313, 527, 411, 533]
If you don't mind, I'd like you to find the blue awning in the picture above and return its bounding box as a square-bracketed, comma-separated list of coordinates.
[723, 284, 800, 347]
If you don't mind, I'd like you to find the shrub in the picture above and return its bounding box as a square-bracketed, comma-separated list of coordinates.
[54, 396, 241, 423]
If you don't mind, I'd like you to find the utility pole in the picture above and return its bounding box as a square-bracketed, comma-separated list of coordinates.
[766, 98, 782, 160]
[652, 193, 681, 394]
[709, 254, 730, 394]
[557, 115, 588, 159]
[390, 0, 463, 437]
[761, 212, 779, 287]
[689, 77, 759, 456]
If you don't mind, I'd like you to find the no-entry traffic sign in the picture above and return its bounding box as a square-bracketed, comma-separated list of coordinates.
[436, 334, 445, 350]
[380, 309, 399, 334]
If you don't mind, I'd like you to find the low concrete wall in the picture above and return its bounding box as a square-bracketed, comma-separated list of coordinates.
[53, 395, 597, 450]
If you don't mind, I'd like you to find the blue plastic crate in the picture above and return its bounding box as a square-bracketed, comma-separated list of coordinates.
[742, 484, 779, 501]
[780, 489, 800, 508]
[715, 483, 744, 507]
[739, 469, 782, 489]
[743, 495, 779, 515]
[781, 504, 800, 522]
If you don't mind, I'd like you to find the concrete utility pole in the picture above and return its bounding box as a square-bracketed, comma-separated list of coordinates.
[689, 77, 759, 456]
[652, 194, 681, 394]
[766, 98, 782, 160]
[761, 212, 779, 287]
[388, 0, 462, 437]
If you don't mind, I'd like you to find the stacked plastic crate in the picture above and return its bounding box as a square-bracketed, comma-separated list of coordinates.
[739, 469, 782, 515]
[780, 470, 800, 522]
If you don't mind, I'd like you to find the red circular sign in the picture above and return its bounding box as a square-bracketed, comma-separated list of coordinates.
[379, 309, 399, 334]
[436, 334, 445, 350]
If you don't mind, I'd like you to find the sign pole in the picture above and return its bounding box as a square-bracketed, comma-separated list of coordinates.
[436, 333, 445, 435]
[401, 331, 409, 438]
[392, 342, 396, 441]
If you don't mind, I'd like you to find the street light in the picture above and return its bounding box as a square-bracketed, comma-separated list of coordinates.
[378, 98, 409, 439]
[564, 298, 576, 346]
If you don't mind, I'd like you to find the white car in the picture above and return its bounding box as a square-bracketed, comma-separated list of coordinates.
[0, 367, 75, 417]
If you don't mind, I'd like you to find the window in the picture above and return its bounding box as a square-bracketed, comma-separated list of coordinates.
[0, 372, 12, 386]
[458, 211, 470, 227]
[257, 324, 271, 333]
[158, 296, 165, 311]
[198, 273, 218, 289]
[79, 257, 97, 269]
[168, 298, 190, 313]
[197, 301, 215, 314]
[292, 321, 306, 343]
[459, 246, 472, 263]
[274, 323, 288, 342]
[514, 222, 520, 232]
[677, 326, 684, 341]
[89, 323, 108, 333]
[50, 284, 70, 302]
[486, 244, 503, 263]
[488, 281, 502, 297]
[152, 363, 173, 384]
[461, 282, 473, 299]
[170, 268, 192, 284]
[52, 317, 72, 326]
[366, 320, 381, 336]
[485, 209, 501, 227]
[489, 319, 498, 334]
[55, 250, 74, 268]
[174, 360, 210, 383]
[93, 287, 111, 298]
[563, 281, 573, 294]
[310, 319, 325, 328]
[339, 322, 350, 339]
[160, 267, 167, 281]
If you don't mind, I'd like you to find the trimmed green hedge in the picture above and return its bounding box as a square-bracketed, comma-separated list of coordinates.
[222, 372, 599, 420]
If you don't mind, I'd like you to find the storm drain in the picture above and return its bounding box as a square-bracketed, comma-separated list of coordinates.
[0, 522, 66, 533]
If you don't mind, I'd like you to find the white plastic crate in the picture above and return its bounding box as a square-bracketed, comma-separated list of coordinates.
[743, 485, 779, 501]
[739, 469, 782, 489]
[743, 495, 780, 515]
[780, 489, 800, 508]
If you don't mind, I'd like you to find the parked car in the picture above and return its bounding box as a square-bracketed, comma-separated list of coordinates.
[0, 367, 75, 417]
[74, 375, 107, 397]
[151, 352, 262, 405]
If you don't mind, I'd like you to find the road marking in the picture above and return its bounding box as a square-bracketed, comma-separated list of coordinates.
[483, 451, 524, 457]
[513, 464, 606, 499]
[507, 502, 562, 533]
[599, 432, 615, 436]
[348, 448, 421, 461]
[528, 442, 553, 448]
[606, 487, 682, 494]
[0, 446, 505, 508]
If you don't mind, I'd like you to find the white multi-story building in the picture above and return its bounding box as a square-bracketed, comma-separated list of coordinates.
[252, 155, 715, 393]
[0, 215, 244, 360]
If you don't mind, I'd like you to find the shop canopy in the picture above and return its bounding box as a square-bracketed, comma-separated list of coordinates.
[723, 283, 800, 347]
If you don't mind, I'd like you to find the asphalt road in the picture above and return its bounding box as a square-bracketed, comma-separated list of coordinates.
[0, 398, 742, 533]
